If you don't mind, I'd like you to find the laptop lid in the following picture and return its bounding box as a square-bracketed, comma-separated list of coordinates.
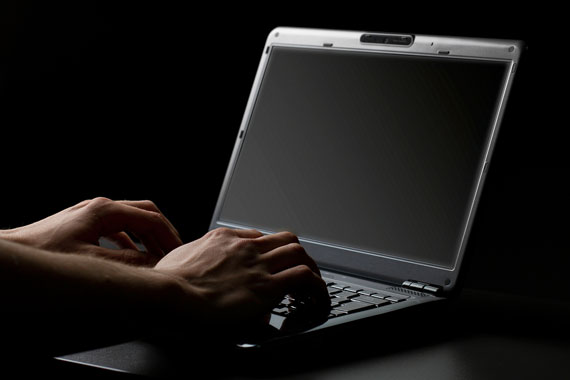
[209, 27, 522, 294]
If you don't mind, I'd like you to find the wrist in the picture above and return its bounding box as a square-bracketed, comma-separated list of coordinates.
[0, 228, 25, 245]
[148, 269, 211, 323]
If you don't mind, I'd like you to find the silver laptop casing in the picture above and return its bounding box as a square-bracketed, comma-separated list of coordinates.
[209, 27, 523, 296]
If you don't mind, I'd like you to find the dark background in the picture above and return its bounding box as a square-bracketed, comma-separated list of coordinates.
[0, 4, 567, 302]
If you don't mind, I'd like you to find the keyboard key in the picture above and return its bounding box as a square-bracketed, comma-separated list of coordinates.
[329, 309, 348, 317]
[344, 287, 363, 293]
[280, 298, 293, 306]
[328, 288, 343, 295]
[332, 297, 352, 305]
[370, 291, 395, 299]
[331, 284, 349, 290]
[333, 291, 359, 299]
[273, 307, 290, 316]
[335, 301, 375, 314]
[423, 285, 440, 293]
[385, 296, 405, 303]
[351, 295, 391, 306]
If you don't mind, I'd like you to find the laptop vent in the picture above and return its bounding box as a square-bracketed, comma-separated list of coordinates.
[387, 286, 429, 297]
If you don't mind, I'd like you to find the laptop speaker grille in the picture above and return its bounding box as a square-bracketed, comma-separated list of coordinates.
[387, 287, 429, 297]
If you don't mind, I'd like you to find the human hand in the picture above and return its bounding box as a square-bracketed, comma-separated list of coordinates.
[154, 227, 330, 327]
[0, 197, 182, 266]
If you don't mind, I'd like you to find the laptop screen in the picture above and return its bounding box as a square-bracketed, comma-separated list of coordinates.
[218, 46, 509, 269]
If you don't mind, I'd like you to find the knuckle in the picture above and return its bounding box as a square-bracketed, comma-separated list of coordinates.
[207, 227, 233, 238]
[247, 269, 271, 284]
[288, 242, 306, 256]
[142, 199, 159, 211]
[233, 237, 256, 252]
[86, 197, 113, 210]
[91, 196, 112, 205]
[294, 264, 313, 278]
[282, 231, 299, 243]
[148, 211, 165, 224]
[216, 227, 232, 235]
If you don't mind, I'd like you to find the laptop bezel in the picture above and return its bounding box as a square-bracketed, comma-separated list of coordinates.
[209, 27, 523, 294]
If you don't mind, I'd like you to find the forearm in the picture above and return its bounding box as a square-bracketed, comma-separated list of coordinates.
[0, 228, 22, 243]
[0, 226, 42, 247]
[0, 239, 202, 355]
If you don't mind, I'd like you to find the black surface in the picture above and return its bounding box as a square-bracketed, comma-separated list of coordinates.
[54, 289, 570, 379]
[1, 4, 566, 302]
[1, 3, 568, 378]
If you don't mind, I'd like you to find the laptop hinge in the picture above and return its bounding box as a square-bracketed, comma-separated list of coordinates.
[402, 280, 442, 295]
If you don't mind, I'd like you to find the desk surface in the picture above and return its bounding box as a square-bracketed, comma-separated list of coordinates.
[53, 289, 569, 379]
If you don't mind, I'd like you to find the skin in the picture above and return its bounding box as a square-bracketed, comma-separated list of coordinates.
[156, 227, 330, 325]
[0, 198, 183, 266]
[0, 198, 330, 354]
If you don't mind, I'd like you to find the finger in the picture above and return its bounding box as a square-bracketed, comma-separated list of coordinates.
[131, 232, 165, 261]
[91, 246, 160, 267]
[260, 243, 321, 276]
[118, 200, 182, 242]
[118, 200, 162, 213]
[232, 228, 264, 239]
[271, 265, 330, 311]
[94, 201, 183, 256]
[103, 232, 139, 251]
[252, 231, 300, 253]
[99, 233, 163, 266]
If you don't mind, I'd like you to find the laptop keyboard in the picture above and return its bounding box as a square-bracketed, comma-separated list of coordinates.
[272, 279, 409, 319]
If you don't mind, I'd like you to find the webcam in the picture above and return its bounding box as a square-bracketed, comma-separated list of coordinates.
[360, 33, 414, 46]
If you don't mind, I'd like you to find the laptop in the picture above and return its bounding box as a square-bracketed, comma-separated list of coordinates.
[209, 27, 522, 343]
[59, 27, 522, 370]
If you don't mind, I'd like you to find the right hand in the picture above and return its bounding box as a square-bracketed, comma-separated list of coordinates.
[154, 227, 330, 327]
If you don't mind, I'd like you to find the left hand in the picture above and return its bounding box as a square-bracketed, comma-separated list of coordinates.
[0, 197, 183, 266]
